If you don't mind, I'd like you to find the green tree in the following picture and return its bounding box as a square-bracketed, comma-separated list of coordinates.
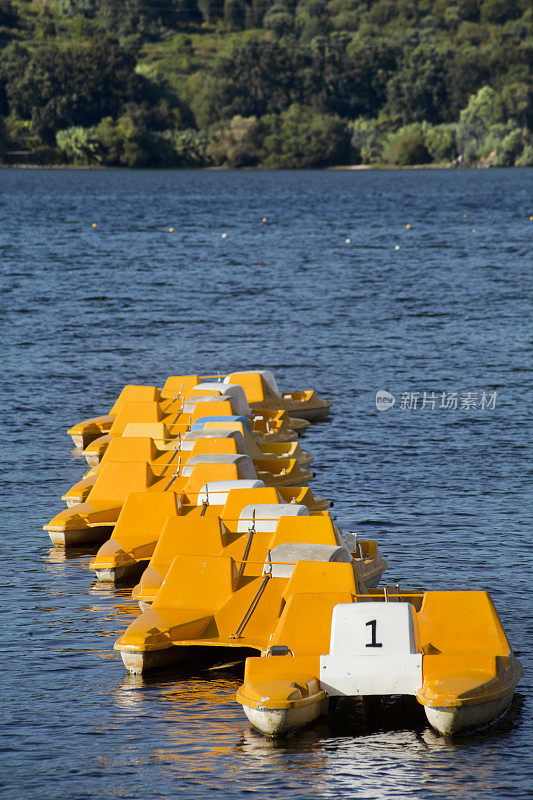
[349, 118, 386, 164]
[260, 104, 351, 168]
[386, 44, 452, 124]
[0, 37, 142, 142]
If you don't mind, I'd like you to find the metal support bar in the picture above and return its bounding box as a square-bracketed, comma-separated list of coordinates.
[163, 456, 181, 492]
[236, 510, 256, 582]
[230, 551, 271, 640]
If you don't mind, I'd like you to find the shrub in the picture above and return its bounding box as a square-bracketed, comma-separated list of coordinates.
[515, 144, 533, 167]
[260, 105, 351, 168]
[207, 115, 261, 167]
[384, 123, 431, 165]
[424, 123, 458, 161]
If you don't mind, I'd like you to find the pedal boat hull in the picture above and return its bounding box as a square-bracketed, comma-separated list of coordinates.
[241, 698, 328, 737]
[424, 691, 515, 735]
[237, 655, 327, 736]
[417, 652, 523, 736]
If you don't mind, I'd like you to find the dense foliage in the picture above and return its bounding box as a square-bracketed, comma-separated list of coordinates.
[0, 0, 531, 167]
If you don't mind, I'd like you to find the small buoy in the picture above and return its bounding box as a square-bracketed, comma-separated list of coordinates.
[258, 261, 263, 265]
[405, 223, 411, 229]
[472, 228, 476, 233]
[463, 214, 468, 218]
[530, 215, 533, 221]
[221, 232, 227, 239]
[262, 217, 267, 222]
[345, 238, 351, 244]
[92, 222, 97, 228]
[169, 227, 174, 233]
[394, 244, 400, 250]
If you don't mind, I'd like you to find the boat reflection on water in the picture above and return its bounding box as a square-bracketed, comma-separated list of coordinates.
[44, 544, 97, 567]
[110, 664, 525, 798]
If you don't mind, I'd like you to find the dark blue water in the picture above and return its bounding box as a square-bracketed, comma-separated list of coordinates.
[1, 168, 531, 799]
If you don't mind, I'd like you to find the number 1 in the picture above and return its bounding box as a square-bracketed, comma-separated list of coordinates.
[365, 619, 383, 648]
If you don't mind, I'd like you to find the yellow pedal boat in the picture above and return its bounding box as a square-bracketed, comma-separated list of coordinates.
[129, 506, 385, 608]
[90, 484, 332, 585]
[68, 374, 313, 451]
[219, 371, 331, 422]
[61, 433, 314, 507]
[237, 575, 522, 738]
[82, 399, 303, 468]
[113, 519, 385, 675]
[43, 452, 269, 546]
[122, 420, 314, 467]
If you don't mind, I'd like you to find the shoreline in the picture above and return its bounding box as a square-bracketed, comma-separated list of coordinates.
[1, 162, 527, 171]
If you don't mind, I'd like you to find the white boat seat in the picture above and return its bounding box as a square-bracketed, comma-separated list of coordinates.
[195, 479, 265, 506]
[179, 429, 247, 453]
[264, 543, 351, 578]
[181, 453, 257, 479]
[194, 382, 251, 417]
[237, 503, 309, 534]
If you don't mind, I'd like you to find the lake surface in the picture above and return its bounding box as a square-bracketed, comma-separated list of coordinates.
[1, 168, 531, 799]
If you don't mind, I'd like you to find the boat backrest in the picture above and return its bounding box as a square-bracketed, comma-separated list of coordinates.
[181, 429, 247, 454]
[198, 423, 263, 458]
[109, 385, 160, 417]
[224, 372, 268, 404]
[269, 515, 342, 549]
[89, 461, 156, 502]
[267, 591, 354, 656]
[112, 491, 180, 544]
[154, 554, 238, 611]
[151, 516, 229, 571]
[225, 371, 282, 404]
[160, 375, 200, 399]
[190, 401, 235, 421]
[101, 435, 160, 464]
[109, 401, 164, 435]
[192, 382, 251, 417]
[122, 422, 172, 441]
[196, 480, 267, 507]
[189, 437, 242, 458]
[182, 454, 257, 479]
[282, 560, 360, 599]
[220, 486, 280, 517]
[237, 503, 308, 535]
[417, 591, 511, 655]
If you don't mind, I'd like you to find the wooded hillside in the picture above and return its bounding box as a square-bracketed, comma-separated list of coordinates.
[1, 0, 531, 167]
